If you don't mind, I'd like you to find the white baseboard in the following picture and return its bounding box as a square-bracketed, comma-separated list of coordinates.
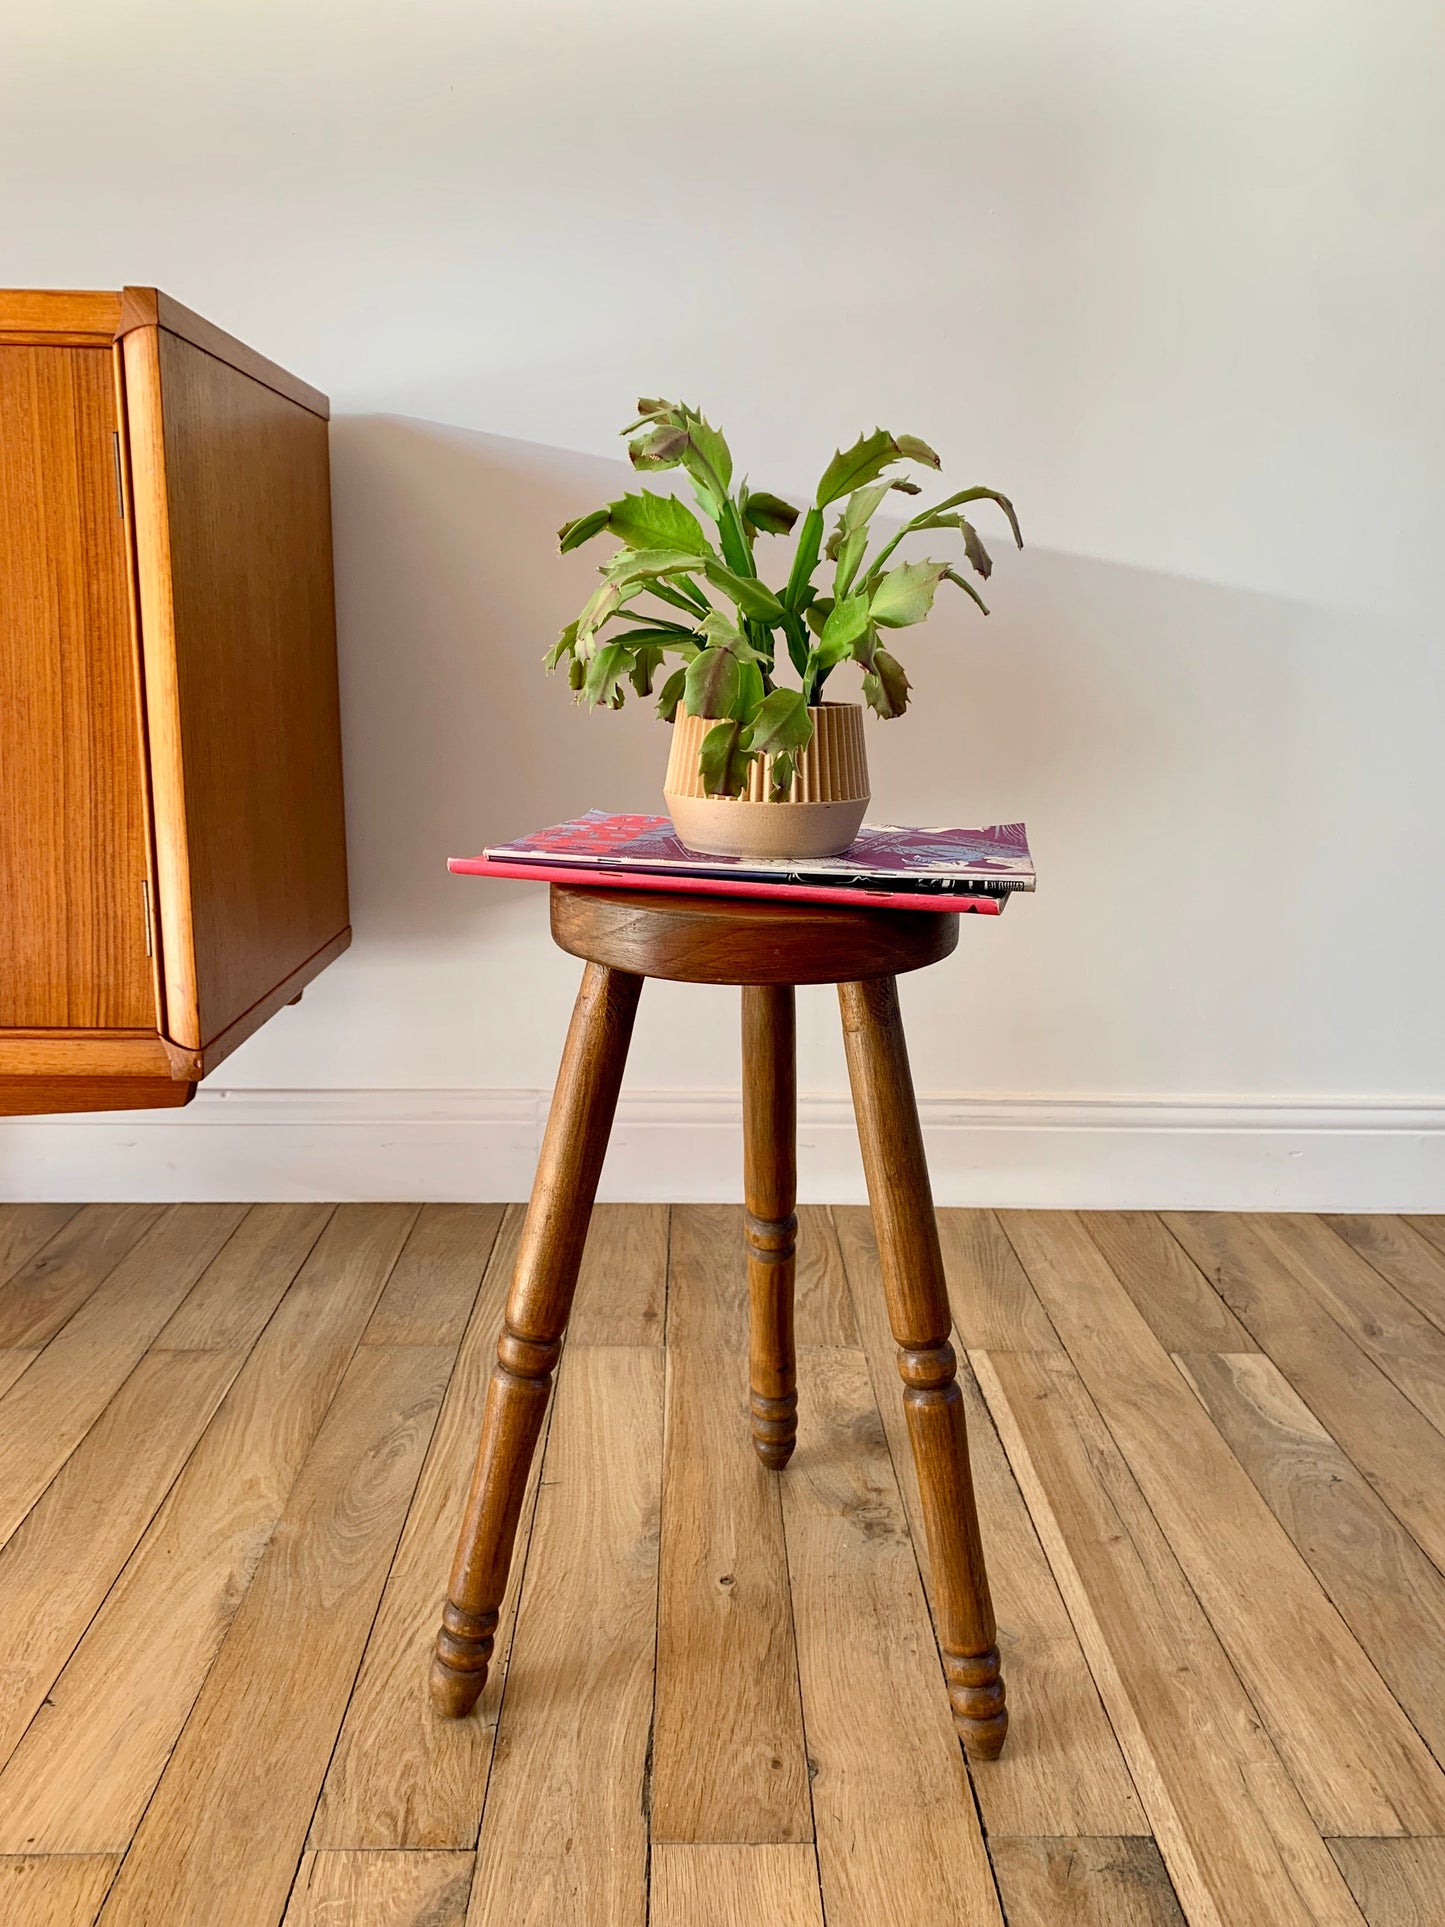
[2, 1087, 1444, 1209]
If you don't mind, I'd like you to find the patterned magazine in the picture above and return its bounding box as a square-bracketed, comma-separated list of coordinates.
[449, 811, 1034, 914]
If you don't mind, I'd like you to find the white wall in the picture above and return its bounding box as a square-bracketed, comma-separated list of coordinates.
[3, 0, 1443, 1204]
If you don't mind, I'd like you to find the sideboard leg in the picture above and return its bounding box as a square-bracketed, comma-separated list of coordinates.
[431, 960, 642, 1717]
[742, 983, 799, 1469]
[838, 974, 1008, 1759]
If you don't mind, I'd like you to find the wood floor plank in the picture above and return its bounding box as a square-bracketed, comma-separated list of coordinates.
[835, 1204, 1148, 1838]
[0, 1203, 163, 1349]
[974, 1348, 1367, 1927]
[665, 1203, 745, 1349]
[0, 1347, 242, 1768]
[99, 1342, 451, 1927]
[1166, 1211, 1445, 1575]
[156, 1203, 334, 1350]
[0, 1854, 117, 1926]
[1328, 1840, 1445, 1925]
[1175, 1350, 1445, 1768]
[651, 1345, 811, 1844]
[793, 1205, 858, 1346]
[1082, 1210, 1256, 1352]
[567, 1202, 668, 1347]
[930, 1205, 1058, 1348]
[312, 1209, 532, 1849]
[1001, 1210, 1445, 1836]
[0, 1204, 79, 1288]
[1251, 1214, 1445, 1436]
[1403, 1216, 1445, 1260]
[284, 1851, 473, 1925]
[988, 1837, 1185, 1926]
[0, 1203, 420, 1853]
[650, 1845, 823, 1927]
[362, 1203, 505, 1347]
[466, 1346, 662, 1924]
[0, 1205, 246, 1547]
[781, 1348, 1003, 1927]
[0, 1352, 37, 1401]
[1326, 1215, 1445, 1336]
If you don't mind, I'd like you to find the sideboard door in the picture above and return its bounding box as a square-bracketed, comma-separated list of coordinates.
[0, 344, 154, 1030]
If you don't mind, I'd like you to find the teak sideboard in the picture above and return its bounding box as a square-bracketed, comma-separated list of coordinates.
[0, 288, 350, 1115]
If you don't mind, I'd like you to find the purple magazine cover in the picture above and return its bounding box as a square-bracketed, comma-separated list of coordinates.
[484, 810, 1035, 892]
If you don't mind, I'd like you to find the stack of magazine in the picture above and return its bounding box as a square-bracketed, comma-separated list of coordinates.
[450, 810, 1034, 914]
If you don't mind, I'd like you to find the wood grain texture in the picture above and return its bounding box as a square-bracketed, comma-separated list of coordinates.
[313, 1211, 536, 1849]
[1175, 1350, 1445, 1765]
[284, 1852, 472, 1927]
[0, 1354, 36, 1401]
[835, 1204, 1145, 1838]
[651, 1346, 811, 1843]
[362, 1202, 504, 1347]
[1328, 1839, 1445, 1926]
[1404, 1215, 1445, 1260]
[989, 1838, 1185, 1927]
[650, 1845, 824, 1927]
[974, 1348, 1367, 1927]
[0, 1204, 419, 1852]
[99, 1343, 449, 1927]
[551, 882, 958, 985]
[0, 288, 123, 338]
[666, 1203, 747, 1348]
[0, 343, 152, 1033]
[1082, 1209, 1256, 1352]
[743, 983, 799, 1467]
[0, 1205, 244, 1545]
[124, 322, 348, 1056]
[567, 1201, 668, 1347]
[781, 1349, 1003, 1927]
[794, 1205, 859, 1346]
[0, 1206, 78, 1287]
[0, 1201, 163, 1347]
[1000, 1209, 1445, 1836]
[839, 977, 1005, 1758]
[1166, 1211, 1445, 1573]
[432, 964, 641, 1717]
[154, 1202, 333, 1350]
[466, 1346, 662, 1925]
[0, 1855, 116, 1926]
[0, 1072, 191, 1115]
[0, 1034, 175, 1077]
[1252, 1213, 1445, 1434]
[0, 1347, 240, 1769]
[1325, 1214, 1445, 1335]
[933, 1206, 1058, 1350]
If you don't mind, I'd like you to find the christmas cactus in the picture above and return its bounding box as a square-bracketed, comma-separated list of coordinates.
[547, 400, 1022, 800]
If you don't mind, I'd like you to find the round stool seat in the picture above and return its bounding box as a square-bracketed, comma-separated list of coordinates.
[550, 883, 959, 986]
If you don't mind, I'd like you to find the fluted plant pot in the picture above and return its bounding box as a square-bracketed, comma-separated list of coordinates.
[664, 702, 869, 859]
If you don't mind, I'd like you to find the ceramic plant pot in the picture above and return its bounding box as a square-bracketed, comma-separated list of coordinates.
[663, 701, 869, 860]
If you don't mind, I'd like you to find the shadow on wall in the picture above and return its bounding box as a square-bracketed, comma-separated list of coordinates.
[329, 412, 1395, 1091]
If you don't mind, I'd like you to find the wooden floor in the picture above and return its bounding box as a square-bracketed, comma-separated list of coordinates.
[0, 1204, 1443, 1924]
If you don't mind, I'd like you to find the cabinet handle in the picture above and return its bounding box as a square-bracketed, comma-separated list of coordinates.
[112, 431, 125, 519]
[141, 878, 154, 958]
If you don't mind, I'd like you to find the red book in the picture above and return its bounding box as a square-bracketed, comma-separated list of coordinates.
[450, 812, 1034, 915]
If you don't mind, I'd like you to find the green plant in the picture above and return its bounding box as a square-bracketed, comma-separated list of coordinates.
[546, 399, 1022, 800]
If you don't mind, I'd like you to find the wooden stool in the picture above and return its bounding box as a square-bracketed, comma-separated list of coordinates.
[430, 885, 1009, 1760]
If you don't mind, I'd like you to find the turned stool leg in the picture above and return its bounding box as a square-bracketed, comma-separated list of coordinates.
[838, 975, 1008, 1760]
[431, 960, 642, 1716]
[742, 984, 798, 1469]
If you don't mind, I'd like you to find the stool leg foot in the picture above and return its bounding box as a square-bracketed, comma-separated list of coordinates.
[743, 985, 797, 1470]
[838, 976, 1008, 1762]
[431, 961, 642, 1717]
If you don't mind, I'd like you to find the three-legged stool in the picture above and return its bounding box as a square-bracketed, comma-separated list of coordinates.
[430, 884, 1008, 1759]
